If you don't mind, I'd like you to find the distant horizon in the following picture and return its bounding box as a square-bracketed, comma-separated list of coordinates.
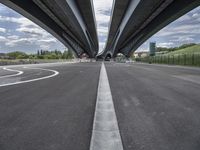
[1, 42, 199, 55]
[0, 48, 70, 55]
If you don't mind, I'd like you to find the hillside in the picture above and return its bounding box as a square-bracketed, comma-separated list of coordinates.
[166, 44, 200, 55]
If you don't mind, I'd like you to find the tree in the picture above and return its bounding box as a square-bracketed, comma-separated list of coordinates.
[62, 50, 68, 59]
[62, 50, 73, 59]
[67, 50, 73, 59]
[37, 50, 40, 56]
[40, 50, 43, 55]
[7, 51, 28, 59]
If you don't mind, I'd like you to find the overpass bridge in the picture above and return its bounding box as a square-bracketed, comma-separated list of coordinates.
[1, 0, 200, 59]
[0, 0, 99, 58]
[100, 0, 200, 59]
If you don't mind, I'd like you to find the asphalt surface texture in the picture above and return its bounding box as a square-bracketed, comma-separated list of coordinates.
[0, 62, 101, 150]
[105, 62, 200, 150]
[0, 62, 200, 150]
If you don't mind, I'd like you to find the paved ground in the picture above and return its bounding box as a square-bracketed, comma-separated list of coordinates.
[105, 62, 200, 150]
[0, 62, 200, 150]
[0, 62, 101, 150]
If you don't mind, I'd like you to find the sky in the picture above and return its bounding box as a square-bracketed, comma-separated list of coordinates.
[137, 6, 200, 52]
[0, 3, 64, 53]
[0, 2, 200, 54]
[93, 0, 113, 53]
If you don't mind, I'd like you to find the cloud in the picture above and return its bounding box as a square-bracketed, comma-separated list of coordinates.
[99, 42, 105, 50]
[38, 38, 57, 43]
[0, 35, 7, 42]
[175, 14, 191, 23]
[7, 35, 19, 40]
[155, 24, 200, 39]
[0, 15, 37, 28]
[0, 27, 6, 33]
[5, 37, 37, 47]
[16, 27, 48, 36]
[95, 14, 111, 24]
[93, 0, 113, 12]
[157, 42, 174, 48]
[40, 44, 51, 50]
[192, 13, 199, 18]
[0, 15, 49, 37]
[137, 5, 200, 52]
[97, 27, 108, 36]
[0, 3, 65, 53]
[93, 0, 113, 53]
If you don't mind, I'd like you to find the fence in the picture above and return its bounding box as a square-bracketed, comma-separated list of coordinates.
[136, 53, 200, 67]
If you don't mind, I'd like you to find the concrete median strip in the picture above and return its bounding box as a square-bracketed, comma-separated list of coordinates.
[90, 62, 123, 150]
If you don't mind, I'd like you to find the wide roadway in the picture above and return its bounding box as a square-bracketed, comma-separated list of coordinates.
[0, 62, 200, 150]
[106, 62, 200, 150]
[0, 62, 101, 150]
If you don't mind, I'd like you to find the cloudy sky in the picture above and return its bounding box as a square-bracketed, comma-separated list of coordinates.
[93, 0, 113, 53]
[137, 6, 200, 52]
[0, 3, 64, 53]
[0, 2, 199, 54]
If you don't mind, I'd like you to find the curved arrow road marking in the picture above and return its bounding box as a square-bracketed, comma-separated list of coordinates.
[0, 67, 59, 87]
[0, 68, 24, 79]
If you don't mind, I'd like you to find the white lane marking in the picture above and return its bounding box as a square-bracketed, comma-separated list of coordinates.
[0, 68, 23, 78]
[90, 63, 123, 150]
[0, 67, 59, 87]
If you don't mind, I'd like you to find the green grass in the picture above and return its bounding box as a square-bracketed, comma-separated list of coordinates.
[137, 44, 200, 67]
[165, 44, 200, 55]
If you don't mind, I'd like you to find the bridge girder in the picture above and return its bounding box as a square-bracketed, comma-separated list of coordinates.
[101, 0, 200, 58]
[0, 0, 98, 58]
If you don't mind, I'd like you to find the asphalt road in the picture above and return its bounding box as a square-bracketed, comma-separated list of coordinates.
[105, 62, 200, 150]
[0, 62, 200, 150]
[0, 62, 101, 150]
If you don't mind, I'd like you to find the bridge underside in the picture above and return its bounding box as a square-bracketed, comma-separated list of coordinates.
[0, 0, 98, 58]
[101, 0, 200, 58]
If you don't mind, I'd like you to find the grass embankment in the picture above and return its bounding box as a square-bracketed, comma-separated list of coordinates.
[139, 44, 200, 67]
[0, 50, 74, 66]
[0, 59, 73, 66]
[166, 44, 200, 55]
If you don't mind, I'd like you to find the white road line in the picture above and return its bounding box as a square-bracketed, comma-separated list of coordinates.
[0, 68, 23, 78]
[90, 62, 123, 150]
[0, 61, 77, 69]
[0, 67, 59, 87]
